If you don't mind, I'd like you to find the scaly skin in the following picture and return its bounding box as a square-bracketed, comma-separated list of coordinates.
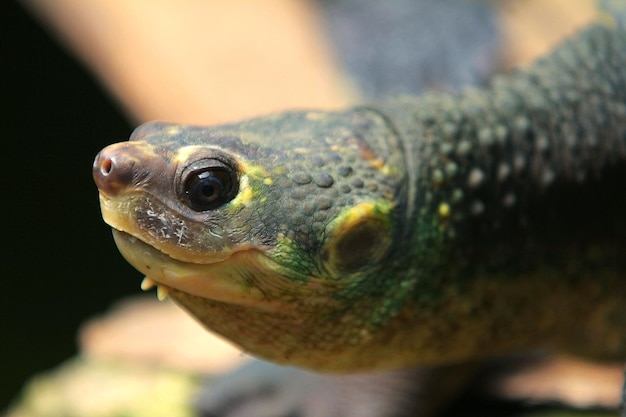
[93, 19, 626, 376]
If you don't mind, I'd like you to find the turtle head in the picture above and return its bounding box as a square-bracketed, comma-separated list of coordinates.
[93, 109, 407, 370]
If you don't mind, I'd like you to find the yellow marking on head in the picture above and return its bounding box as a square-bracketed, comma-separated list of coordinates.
[229, 162, 277, 207]
[238, 160, 271, 177]
[370, 159, 384, 169]
[173, 145, 204, 164]
[336, 202, 389, 225]
[230, 175, 253, 206]
[111, 140, 161, 162]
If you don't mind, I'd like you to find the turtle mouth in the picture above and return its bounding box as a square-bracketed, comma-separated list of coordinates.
[98, 191, 237, 265]
[112, 229, 196, 300]
[111, 229, 276, 307]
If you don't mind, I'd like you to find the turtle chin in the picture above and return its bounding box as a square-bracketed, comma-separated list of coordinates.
[111, 229, 281, 308]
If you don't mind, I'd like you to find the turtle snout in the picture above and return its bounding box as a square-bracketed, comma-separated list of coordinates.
[92, 143, 138, 197]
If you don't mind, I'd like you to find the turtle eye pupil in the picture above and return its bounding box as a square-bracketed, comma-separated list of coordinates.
[194, 171, 222, 203]
[183, 167, 235, 211]
[200, 183, 216, 199]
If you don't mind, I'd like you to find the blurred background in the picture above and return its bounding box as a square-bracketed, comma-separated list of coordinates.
[1, 0, 598, 410]
[2, 2, 135, 407]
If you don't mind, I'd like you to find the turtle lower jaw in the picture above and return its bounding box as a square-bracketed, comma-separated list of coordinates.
[111, 229, 276, 308]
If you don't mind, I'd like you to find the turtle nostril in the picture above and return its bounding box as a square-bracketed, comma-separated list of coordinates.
[93, 146, 135, 197]
[99, 157, 113, 176]
[93, 141, 157, 197]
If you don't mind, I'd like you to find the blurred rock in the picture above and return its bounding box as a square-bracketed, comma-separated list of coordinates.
[79, 296, 246, 374]
[4, 358, 199, 417]
[485, 354, 622, 409]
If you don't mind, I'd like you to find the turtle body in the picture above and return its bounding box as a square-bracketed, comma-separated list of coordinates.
[93, 8, 626, 417]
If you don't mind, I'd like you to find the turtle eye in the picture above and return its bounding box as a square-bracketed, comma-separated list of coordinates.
[181, 160, 237, 211]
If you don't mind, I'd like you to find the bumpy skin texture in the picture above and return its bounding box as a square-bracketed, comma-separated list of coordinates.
[93, 16, 626, 417]
[373, 23, 626, 364]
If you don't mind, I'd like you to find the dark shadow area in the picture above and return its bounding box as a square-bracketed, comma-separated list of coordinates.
[1, 1, 137, 407]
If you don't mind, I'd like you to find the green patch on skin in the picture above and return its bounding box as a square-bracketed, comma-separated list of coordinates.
[264, 199, 398, 297]
[272, 236, 319, 281]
